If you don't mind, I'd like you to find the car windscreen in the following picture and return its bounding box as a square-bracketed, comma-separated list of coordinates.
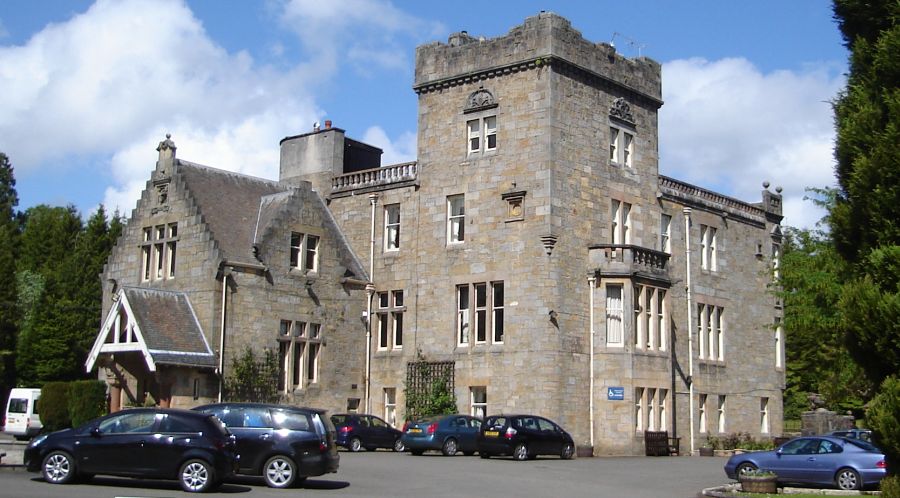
[484, 416, 507, 430]
[331, 414, 348, 426]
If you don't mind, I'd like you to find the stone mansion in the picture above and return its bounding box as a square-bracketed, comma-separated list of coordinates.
[86, 13, 784, 456]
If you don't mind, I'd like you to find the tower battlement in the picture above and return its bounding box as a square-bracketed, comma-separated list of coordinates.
[414, 12, 662, 105]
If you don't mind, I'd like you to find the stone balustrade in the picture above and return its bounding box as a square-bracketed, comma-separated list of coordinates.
[589, 244, 671, 281]
[332, 161, 418, 193]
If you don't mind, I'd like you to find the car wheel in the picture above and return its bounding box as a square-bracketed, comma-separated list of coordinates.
[42, 451, 75, 485]
[349, 437, 363, 452]
[263, 455, 297, 488]
[393, 438, 406, 452]
[442, 438, 458, 456]
[513, 443, 529, 461]
[736, 462, 758, 477]
[561, 443, 575, 460]
[411, 449, 424, 456]
[836, 467, 862, 491]
[179, 459, 215, 493]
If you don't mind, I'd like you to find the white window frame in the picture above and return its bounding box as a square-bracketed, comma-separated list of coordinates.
[717, 395, 726, 433]
[447, 195, 465, 244]
[716, 307, 724, 361]
[457, 282, 503, 347]
[377, 290, 404, 350]
[492, 282, 504, 344]
[141, 223, 178, 282]
[611, 199, 632, 244]
[660, 214, 672, 253]
[609, 125, 635, 167]
[471, 386, 487, 419]
[647, 387, 657, 431]
[457, 285, 470, 346]
[606, 284, 624, 346]
[384, 388, 397, 428]
[699, 394, 708, 434]
[760, 397, 770, 434]
[278, 320, 321, 392]
[772, 243, 781, 280]
[775, 318, 784, 368]
[290, 232, 320, 274]
[635, 387, 644, 432]
[468, 115, 497, 155]
[700, 225, 718, 271]
[384, 204, 400, 251]
[659, 389, 668, 431]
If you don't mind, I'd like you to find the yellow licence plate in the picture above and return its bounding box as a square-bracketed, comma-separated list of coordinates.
[485, 431, 499, 437]
[409, 428, 422, 433]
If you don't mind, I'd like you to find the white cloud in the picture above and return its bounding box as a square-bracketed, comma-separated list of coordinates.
[361, 126, 416, 166]
[0, 0, 320, 212]
[660, 57, 844, 229]
[278, 0, 443, 77]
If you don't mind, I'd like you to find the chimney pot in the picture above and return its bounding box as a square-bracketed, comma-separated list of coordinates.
[325, 120, 332, 129]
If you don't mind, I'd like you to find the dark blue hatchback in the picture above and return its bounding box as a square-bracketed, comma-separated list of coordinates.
[193, 403, 339, 488]
[331, 414, 404, 452]
[401, 414, 482, 456]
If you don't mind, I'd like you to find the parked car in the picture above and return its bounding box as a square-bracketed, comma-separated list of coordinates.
[4, 388, 42, 440]
[724, 436, 887, 490]
[826, 429, 873, 443]
[192, 402, 339, 488]
[401, 414, 482, 456]
[331, 414, 404, 452]
[476, 414, 575, 461]
[24, 408, 237, 493]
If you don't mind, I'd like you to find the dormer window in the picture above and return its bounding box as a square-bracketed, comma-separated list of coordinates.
[290, 232, 319, 273]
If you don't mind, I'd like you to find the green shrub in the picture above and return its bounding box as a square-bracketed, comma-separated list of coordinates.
[67, 380, 107, 427]
[224, 347, 280, 403]
[881, 475, 900, 498]
[866, 376, 900, 473]
[38, 382, 70, 432]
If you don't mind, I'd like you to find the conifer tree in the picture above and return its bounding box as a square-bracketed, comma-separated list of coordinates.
[0, 153, 20, 394]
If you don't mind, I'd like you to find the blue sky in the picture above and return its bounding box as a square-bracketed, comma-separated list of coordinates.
[0, 0, 847, 228]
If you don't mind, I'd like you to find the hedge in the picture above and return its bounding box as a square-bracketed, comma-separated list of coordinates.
[37, 382, 70, 432]
[67, 380, 107, 428]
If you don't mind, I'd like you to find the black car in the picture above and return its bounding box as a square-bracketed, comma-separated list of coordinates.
[331, 414, 404, 452]
[401, 414, 482, 456]
[24, 407, 237, 493]
[193, 403, 339, 488]
[477, 414, 575, 461]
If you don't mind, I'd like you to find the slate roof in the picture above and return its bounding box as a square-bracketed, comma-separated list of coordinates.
[176, 160, 285, 265]
[122, 287, 216, 368]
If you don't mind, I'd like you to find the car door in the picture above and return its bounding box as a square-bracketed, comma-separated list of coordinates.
[77, 411, 156, 475]
[227, 406, 274, 474]
[807, 439, 845, 485]
[146, 412, 201, 478]
[367, 416, 393, 448]
[457, 416, 479, 452]
[517, 416, 544, 454]
[770, 438, 821, 482]
[538, 418, 564, 455]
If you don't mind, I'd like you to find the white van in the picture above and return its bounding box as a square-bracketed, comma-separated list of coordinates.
[4, 388, 42, 440]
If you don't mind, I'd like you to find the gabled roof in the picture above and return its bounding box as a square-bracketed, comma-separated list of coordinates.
[176, 160, 285, 265]
[86, 287, 216, 372]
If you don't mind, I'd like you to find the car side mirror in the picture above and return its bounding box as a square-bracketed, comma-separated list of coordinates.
[91, 427, 101, 437]
[776, 448, 783, 456]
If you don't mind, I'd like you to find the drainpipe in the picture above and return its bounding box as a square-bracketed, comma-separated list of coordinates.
[588, 275, 596, 451]
[365, 193, 378, 414]
[218, 266, 232, 403]
[683, 207, 695, 455]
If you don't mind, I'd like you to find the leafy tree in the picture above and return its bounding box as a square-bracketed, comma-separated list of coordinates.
[830, 0, 900, 470]
[0, 153, 19, 396]
[224, 347, 280, 403]
[780, 191, 873, 416]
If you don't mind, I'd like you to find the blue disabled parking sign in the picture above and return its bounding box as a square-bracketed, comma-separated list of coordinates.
[607, 387, 625, 400]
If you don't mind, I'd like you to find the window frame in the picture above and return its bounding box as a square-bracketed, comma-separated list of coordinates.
[447, 195, 465, 245]
[384, 204, 401, 252]
[140, 223, 178, 282]
[606, 284, 624, 346]
[290, 232, 320, 274]
[660, 213, 672, 253]
[278, 320, 323, 393]
[457, 281, 504, 347]
[470, 386, 487, 419]
[609, 124, 636, 167]
[467, 115, 497, 156]
[384, 388, 397, 428]
[611, 199, 632, 244]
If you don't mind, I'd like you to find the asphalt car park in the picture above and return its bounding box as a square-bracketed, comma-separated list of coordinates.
[1, 450, 729, 498]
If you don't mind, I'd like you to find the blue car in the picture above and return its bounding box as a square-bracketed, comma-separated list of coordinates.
[724, 436, 887, 491]
[401, 414, 482, 456]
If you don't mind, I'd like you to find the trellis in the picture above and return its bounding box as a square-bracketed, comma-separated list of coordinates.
[404, 360, 455, 421]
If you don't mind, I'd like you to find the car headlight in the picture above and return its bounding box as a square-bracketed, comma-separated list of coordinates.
[29, 434, 48, 448]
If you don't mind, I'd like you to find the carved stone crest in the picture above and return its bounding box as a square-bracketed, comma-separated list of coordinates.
[609, 97, 634, 124]
[464, 88, 497, 113]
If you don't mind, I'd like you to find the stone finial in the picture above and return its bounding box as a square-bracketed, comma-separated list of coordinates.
[155, 133, 176, 177]
[762, 181, 770, 190]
